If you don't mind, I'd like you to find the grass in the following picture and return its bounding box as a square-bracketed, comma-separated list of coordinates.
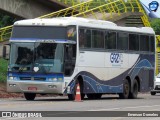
[0, 58, 8, 83]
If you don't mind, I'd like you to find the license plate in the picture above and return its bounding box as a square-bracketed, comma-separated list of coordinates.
[28, 87, 37, 91]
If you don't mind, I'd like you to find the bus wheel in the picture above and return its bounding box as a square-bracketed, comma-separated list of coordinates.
[68, 94, 75, 100]
[119, 79, 130, 99]
[68, 81, 84, 100]
[129, 80, 138, 99]
[95, 94, 102, 99]
[151, 91, 156, 95]
[81, 93, 85, 100]
[87, 94, 94, 99]
[87, 94, 102, 99]
[24, 93, 36, 100]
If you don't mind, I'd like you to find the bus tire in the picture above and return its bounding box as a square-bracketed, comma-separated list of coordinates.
[151, 91, 156, 95]
[119, 79, 130, 99]
[87, 94, 94, 99]
[81, 93, 85, 100]
[68, 85, 76, 100]
[24, 93, 36, 100]
[94, 94, 102, 99]
[68, 94, 75, 100]
[68, 93, 85, 101]
[87, 93, 102, 99]
[68, 81, 85, 100]
[129, 80, 138, 99]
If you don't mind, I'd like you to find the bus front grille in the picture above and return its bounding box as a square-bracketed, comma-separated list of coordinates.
[20, 77, 46, 81]
[20, 77, 31, 80]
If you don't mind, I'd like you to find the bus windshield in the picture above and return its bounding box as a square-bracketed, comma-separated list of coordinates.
[9, 42, 64, 73]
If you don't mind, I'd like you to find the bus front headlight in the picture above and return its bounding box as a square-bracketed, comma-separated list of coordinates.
[57, 77, 63, 81]
[48, 78, 57, 81]
[8, 76, 17, 80]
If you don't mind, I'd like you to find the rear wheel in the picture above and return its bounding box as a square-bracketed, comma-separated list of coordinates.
[129, 80, 139, 99]
[151, 91, 156, 95]
[24, 93, 36, 101]
[119, 79, 130, 99]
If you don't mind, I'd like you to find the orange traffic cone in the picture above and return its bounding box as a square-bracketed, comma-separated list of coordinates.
[74, 83, 82, 102]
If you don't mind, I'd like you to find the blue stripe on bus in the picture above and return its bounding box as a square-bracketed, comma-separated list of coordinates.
[130, 59, 152, 80]
[7, 72, 64, 82]
[64, 57, 154, 94]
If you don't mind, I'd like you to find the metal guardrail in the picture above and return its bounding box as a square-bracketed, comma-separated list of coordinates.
[0, 0, 153, 42]
[156, 36, 160, 53]
[0, 0, 93, 42]
[39, 0, 93, 18]
[57, 0, 82, 6]
[73, 0, 124, 19]
[0, 25, 13, 42]
[156, 35, 160, 74]
[135, 0, 150, 27]
[73, 0, 141, 20]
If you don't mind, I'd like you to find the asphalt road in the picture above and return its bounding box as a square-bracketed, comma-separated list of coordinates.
[0, 93, 160, 120]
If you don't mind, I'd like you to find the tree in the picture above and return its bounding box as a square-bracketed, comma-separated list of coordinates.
[151, 18, 160, 35]
[0, 13, 16, 28]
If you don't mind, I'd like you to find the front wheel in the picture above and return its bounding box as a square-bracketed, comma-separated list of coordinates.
[68, 94, 75, 100]
[24, 93, 36, 101]
[87, 93, 102, 99]
[68, 81, 84, 100]
[119, 79, 130, 99]
[68, 93, 85, 100]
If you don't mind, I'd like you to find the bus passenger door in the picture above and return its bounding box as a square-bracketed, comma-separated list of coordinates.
[64, 44, 76, 76]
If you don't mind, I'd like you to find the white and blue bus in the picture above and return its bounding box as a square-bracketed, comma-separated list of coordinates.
[4, 17, 155, 100]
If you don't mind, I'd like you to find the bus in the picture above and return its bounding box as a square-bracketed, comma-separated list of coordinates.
[3, 17, 155, 100]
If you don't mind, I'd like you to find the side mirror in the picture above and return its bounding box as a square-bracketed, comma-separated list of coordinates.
[3, 44, 10, 60]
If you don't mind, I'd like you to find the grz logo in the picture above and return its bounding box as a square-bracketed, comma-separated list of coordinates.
[110, 53, 120, 63]
[110, 53, 123, 63]
[149, 1, 159, 12]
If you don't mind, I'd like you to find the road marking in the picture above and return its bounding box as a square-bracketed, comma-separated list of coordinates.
[0, 101, 56, 109]
[88, 104, 160, 111]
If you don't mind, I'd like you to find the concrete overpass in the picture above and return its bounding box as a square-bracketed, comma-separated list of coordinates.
[0, 0, 68, 19]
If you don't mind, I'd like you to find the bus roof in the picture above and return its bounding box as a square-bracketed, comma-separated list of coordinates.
[14, 17, 155, 34]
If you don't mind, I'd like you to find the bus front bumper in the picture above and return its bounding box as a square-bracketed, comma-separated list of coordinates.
[7, 81, 64, 94]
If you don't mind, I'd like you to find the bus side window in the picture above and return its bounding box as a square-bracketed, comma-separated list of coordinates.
[92, 30, 104, 48]
[85, 29, 91, 48]
[117, 32, 128, 50]
[129, 34, 139, 51]
[79, 29, 85, 48]
[150, 36, 155, 52]
[105, 31, 116, 49]
[140, 35, 149, 51]
[79, 29, 91, 49]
